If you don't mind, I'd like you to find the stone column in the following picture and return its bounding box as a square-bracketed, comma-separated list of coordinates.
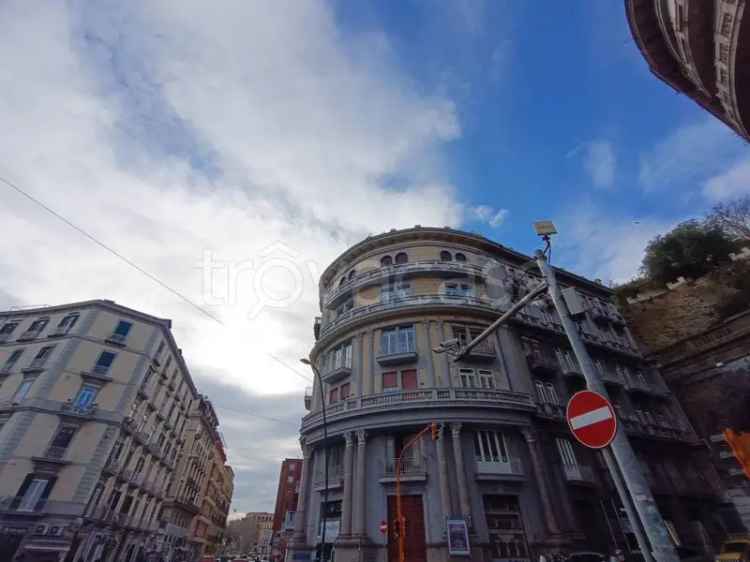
[423, 321, 437, 388]
[340, 432, 354, 537]
[521, 428, 560, 534]
[450, 424, 472, 525]
[292, 442, 312, 545]
[435, 423, 452, 523]
[367, 331, 375, 396]
[354, 430, 367, 537]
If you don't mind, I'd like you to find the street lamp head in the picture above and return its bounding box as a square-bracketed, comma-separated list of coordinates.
[300, 358, 311, 365]
[532, 220, 557, 237]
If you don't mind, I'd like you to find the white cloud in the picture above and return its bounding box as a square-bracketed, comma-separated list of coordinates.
[639, 118, 747, 191]
[583, 140, 616, 190]
[556, 203, 676, 284]
[471, 205, 509, 228]
[703, 158, 750, 202]
[0, 0, 466, 510]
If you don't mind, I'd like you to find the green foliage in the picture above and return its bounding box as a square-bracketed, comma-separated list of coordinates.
[640, 220, 738, 284]
[717, 262, 750, 319]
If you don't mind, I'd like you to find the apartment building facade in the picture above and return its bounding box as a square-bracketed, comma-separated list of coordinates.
[625, 0, 750, 142]
[288, 227, 722, 562]
[271, 458, 302, 562]
[0, 300, 233, 562]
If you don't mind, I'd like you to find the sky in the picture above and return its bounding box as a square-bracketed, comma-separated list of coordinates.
[1, 0, 748, 514]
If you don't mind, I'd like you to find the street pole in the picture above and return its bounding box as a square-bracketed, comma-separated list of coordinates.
[535, 250, 678, 562]
[301, 359, 329, 562]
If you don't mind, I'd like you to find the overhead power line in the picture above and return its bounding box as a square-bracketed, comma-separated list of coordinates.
[0, 173, 313, 385]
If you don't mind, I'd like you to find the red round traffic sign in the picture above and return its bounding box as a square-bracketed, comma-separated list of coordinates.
[566, 390, 617, 449]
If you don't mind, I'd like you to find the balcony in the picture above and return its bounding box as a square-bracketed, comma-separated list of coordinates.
[382, 456, 426, 482]
[475, 457, 524, 481]
[0, 495, 47, 513]
[324, 260, 486, 308]
[535, 402, 565, 422]
[322, 365, 352, 384]
[462, 339, 496, 361]
[23, 358, 49, 373]
[105, 332, 127, 347]
[302, 387, 534, 431]
[60, 401, 98, 418]
[562, 464, 597, 485]
[34, 446, 70, 464]
[624, 372, 669, 397]
[102, 457, 124, 476]
[376, 346, 417, 366]
[526, 350, 559, 377]
[558, 355, 584, 379]
[17, 328, 44, 341]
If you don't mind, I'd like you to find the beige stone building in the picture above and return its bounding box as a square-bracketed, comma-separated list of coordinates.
[163, 396, 234, 560]
[0, 300, 233, 562]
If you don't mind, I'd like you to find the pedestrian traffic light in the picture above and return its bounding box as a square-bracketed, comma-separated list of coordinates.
[724, 428, 750, 479]
[431, 422, 439, 441]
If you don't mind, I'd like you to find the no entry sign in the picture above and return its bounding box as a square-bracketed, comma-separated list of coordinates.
[566, 390, 617, 449]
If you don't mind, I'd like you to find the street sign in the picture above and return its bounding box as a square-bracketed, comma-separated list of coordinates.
[379, 520, 388, 534]
[566, 390, 617, 449]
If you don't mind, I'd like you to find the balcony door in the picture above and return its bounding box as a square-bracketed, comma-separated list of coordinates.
[388, 495, 426, 562]
[401, 370, 417, 390]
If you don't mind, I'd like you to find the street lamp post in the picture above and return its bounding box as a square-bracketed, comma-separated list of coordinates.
[300, 358, 330, 562]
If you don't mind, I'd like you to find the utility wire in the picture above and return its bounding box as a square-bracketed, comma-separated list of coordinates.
[0, 174, 313, 384]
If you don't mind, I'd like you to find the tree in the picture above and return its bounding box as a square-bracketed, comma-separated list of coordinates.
[706, 196, 750, 242]
[640, 220, 738, 283]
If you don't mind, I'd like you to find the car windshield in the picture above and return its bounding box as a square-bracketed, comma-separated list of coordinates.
[724, 543, 749, 554]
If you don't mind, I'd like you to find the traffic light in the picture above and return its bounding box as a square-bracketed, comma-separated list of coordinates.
[723, 428, 750, 478]
[431, 422, 439, 441]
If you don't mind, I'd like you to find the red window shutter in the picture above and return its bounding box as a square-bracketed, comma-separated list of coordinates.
[401, 369, 418, 390]
[341, 383, 351, 399]
[329, 388, 339, 403]
[383, 372, 397, 389]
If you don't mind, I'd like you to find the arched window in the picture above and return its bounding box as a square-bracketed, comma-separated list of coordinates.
[395, 252, 408, 265]
[348, 270, 356, 281]
[339, 277, 346, 287]
[455, 252, 467, 262]
[440, 250, 452, 262]
[380, 256, 392, 267]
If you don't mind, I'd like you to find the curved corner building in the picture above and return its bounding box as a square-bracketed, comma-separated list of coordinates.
[625, 0, 750, 141]
[288, 227, 721, 562]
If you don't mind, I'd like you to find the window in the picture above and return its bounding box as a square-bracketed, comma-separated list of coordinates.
[381, 282, 411, 303]
[328, 387, 339, 404]
[335, 299, 354, 316]
[56, 313, 79, 333]
[484, 495, 528, 559]
[440, 250, 453, 262]
[48, 426, 77, 457]
[380, 255, 392, 267]
[339, 277, 346, 287]
[455, 252, 467, 262]
[534, 380, 559, 404]
[93, 351, 116, 375]
[348, 270, 355, 281]
[458, 369, 495, 389]
[74, 384, 98, 408]
[555, 438, 578, 467]
[445, 282, 471, 297]
[0, 321, 19, 337]
[28, 345, 55, 369]
[380, 325, 415, 355]
[721, 13, 733, 37]
[2, 349, 24, 372]
[14, 378, 35, 402]
[329, 341, 352, 370]
[394, 252, 408, 265]
[382, 371, 397, 390]
[28, 317, 49, 333]
[155, 341, 165, 357]
[110, 320, 133, 344]
[340, 383, 351, 399]
[719, 43, 730, 63]
[474, 430, 509, 463]
[17, 477, 51, 512]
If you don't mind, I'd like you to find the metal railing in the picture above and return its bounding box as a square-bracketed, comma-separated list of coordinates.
[475, 457, 523, 476]
[61, 401, 98, 416]
[43, 445, 68, 460]
[384, 456, 426, 477]
[106, 332, 127, 345]
[536, 401, 565, 420]
[562, 463, 596, 483]
[303, 387, 534, 428]
[18, 328, 44, 341]
[25, 357, 49, 371]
